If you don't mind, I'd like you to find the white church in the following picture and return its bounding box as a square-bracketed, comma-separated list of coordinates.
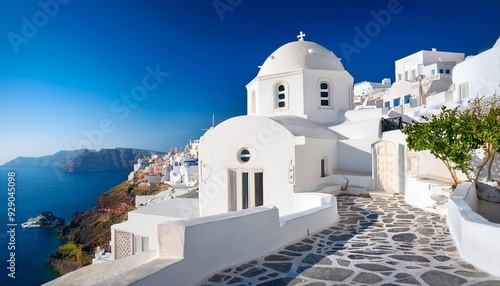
[199, 31, 407, 219]
[45, 33, 500, 285]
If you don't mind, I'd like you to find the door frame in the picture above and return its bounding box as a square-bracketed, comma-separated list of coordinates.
[228, 169, 264, 211]
[371, 140, 403, 193]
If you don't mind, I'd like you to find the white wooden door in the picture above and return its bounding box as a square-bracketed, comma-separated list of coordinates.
[375, 141, 395, 191]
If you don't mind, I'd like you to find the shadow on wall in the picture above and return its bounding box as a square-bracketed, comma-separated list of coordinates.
[336, 141, 372, 174]
[470, 150, 500, 182]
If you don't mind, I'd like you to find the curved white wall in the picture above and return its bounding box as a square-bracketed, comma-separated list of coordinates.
[140, 193, 339, 286]
[447, 182, 500, 277]
[198, 116, 296, 216]
[452, 42, 500, 101]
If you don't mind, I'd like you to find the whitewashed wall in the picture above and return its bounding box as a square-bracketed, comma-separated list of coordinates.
[136, 193, 339, 286]
[453, 41, 500, 101]
[111, 198, 200, 257]
[198, 116, 296, 216]
[46, 193, 338, 286]
[246, 72, 305, 118]
[447, 183, 500, 277]
[303, 69, 353, 124]
[294, 138, 337, 192]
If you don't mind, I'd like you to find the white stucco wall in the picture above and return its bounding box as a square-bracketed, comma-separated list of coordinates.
[471, 149, 500, 183]
[135, 193, 338, 286]
[303, 69, 353, 124]
[452, 40, 500, 101]
[404, 177, 449, 211]
[43, 250, 164, 286]
[246, 69, 353, 125]
[329, 173, 373, 189]
[198, 116, 296, 216]
[413, 150, 467, 182]
[353, 80, 391, 97]
[395, 50, 464, 83]
[46, 194, 338, 286]
[330, 109, 385, 174]
[246, 39, 354, 125]
[337, 140, 372, 174]
[331, 108, 384, 139]
[294, 137, 337, 192]
[247, 72, 306, 118]
[111, 198, 200, 256]
[426, 90, 453, 107]
[281, 193, 339, 240]
[447, 182, 500, 277]
[384, 80, 413, 108]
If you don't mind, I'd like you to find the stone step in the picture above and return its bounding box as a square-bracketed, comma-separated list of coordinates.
[367, 189, 397, 198]
[343, 187, 369, 196]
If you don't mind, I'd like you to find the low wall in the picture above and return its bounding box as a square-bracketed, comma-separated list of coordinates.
[330, 173, 373, 189]
[282, 194, 339, 240]
[292, 192, 333, 212]
[447, 182, 500, 277]
[133, 193, 339, 286]
[111, 199, 201, 256]
[44, 194, 338, 286]
[43, 250, 163, 286]
[405, 176, 450, 212]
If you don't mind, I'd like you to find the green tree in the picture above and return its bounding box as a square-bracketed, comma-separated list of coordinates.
[462, 95, 500, 185]
[402, 106, 482, 184]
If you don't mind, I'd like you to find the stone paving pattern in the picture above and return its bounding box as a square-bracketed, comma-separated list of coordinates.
[199, 194, 500, 286]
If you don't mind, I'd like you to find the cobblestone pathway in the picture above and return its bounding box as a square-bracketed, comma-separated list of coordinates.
[199, 195, 500, 286]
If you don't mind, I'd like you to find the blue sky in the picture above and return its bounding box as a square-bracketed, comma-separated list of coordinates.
[1, 0, 499, 164]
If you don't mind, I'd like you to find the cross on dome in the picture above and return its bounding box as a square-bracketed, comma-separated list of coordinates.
[297, 31, 306, 41]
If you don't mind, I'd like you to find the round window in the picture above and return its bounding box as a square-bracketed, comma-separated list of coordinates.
[239, 148, 251, 163]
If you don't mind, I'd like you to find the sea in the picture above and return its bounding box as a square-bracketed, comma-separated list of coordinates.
[0, 166, 131, 286]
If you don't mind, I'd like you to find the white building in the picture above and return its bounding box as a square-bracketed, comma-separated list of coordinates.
[185, 139, 200, 157]
[452, 37, 500, 101]
[353, 78, 391, 108]
[133, 158, 144, 172]
[200, 36, 356, 217]
[127, 171, 134, 182]
[385, 48, 465, 110]
[395, 48, 464, 83]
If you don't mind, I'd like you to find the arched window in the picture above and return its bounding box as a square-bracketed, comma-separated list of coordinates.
[275, 83, 288, 110]
[319, 81, 331, 108]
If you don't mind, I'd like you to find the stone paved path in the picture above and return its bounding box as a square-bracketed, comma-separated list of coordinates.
[199, 195, 500, 286]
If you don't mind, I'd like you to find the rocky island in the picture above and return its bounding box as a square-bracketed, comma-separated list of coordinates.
[21, 211, 65, 228]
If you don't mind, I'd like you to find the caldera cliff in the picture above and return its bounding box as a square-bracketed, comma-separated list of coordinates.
[49, 180, 166, 275]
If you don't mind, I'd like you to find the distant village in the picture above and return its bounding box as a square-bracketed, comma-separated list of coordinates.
[127, 140, 199, 188]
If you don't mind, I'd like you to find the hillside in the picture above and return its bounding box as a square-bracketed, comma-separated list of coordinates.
[49, 180, 167, 275]
[61, 148, 165, 172]
[3, 148, 165, 172]
[2, 150, 87, 168]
